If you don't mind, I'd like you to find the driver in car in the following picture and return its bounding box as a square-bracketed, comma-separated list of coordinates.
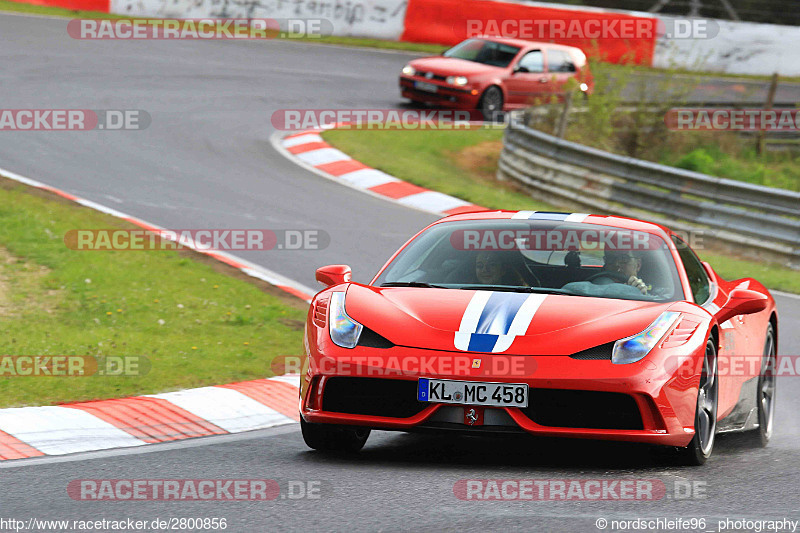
[475, 251, 529, 287]
[595, 250, 649, 295]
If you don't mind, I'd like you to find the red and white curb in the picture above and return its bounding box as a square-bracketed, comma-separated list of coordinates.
[0, 165, 314, 461]
[271, 127, 487, 217]
[0, 166, 316, 303]
[0, 375, 300, 460]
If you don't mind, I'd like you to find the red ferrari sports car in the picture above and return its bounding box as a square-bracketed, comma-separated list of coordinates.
[399, 37, 593, 119]
[300, 211, 777, 465]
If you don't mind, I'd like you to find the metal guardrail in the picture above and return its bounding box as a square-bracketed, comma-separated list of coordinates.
[498, 120, 800, 268]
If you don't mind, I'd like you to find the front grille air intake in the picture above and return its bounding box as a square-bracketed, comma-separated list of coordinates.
[323, 377, 425, 418]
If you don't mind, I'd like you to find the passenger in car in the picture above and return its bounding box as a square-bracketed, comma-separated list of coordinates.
[474, 251, 529, 287]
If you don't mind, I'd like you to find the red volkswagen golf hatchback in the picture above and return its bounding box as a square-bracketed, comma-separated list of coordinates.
[399, 37, 593, 118]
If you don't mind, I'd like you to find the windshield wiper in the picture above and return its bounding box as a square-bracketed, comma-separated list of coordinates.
[379, 281, 449, 289]
[455, 285, 581, 296]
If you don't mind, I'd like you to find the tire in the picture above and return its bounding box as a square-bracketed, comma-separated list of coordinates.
[675, 338, 718, 466]
[300, 418, 370, 453]
[745, 323, 776, 447]
[479, 86, 504, 122]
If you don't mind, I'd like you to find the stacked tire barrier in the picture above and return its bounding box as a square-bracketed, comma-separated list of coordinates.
[498, 120, 800, 268]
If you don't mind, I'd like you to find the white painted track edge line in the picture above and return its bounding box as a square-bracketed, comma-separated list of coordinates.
[0, 165, 315, 302]
[773, 290, 800, 300]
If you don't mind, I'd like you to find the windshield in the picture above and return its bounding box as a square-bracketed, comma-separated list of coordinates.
[373, 219, 684, 302]
[443, 39, 521, 68]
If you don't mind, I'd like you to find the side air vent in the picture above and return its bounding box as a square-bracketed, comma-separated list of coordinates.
[569, 341, 614, 360]
[357, 327, 394, 348]
[312, 295, 330, 328]
[661, 317, 701, 349]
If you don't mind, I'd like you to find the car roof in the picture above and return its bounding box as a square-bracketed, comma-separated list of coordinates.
[434, 210, 674, 236]
[473, 36, 583, 53]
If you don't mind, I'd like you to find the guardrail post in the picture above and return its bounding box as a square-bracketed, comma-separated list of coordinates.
[554, 92, 573, 139]
[756, 73, 779, 156]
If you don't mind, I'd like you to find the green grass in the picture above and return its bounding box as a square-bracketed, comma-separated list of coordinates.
[322, 128, 800, 294]
[663, 146, 800, 192]
[699, 252, 800, 294]
[324, 128, 554, 211]
[0, 178, 307, 407]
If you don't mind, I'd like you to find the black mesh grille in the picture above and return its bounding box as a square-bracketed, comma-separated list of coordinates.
[522, 389, 643, 430]
[569, 342, 614, 360]
[415, 71, 447, 81]
[323, 377, 425, 418]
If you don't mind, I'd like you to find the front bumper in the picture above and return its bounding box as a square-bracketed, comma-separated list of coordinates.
[399, 76, 481, 109]
[299, 346, 704, 448]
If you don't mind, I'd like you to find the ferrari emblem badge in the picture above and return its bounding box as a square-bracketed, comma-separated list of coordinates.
[464, 407, 483, 426]
[472, 359, 481, 369]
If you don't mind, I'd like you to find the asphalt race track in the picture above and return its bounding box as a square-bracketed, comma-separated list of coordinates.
[2, 13, 800, 532]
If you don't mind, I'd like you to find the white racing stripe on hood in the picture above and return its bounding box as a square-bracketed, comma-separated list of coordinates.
[564, 213, 590, 222]
[454, 291, 548, 353]
[492, 293, 547, 352]
[454, 291, 493, 351]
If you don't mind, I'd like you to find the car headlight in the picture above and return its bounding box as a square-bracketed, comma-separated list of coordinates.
[328, 291, 363, 349]
[446, 75, 468, 86]
[402, 65, 417, 76]
[579, 83, 589, 92]
[612, 311, 681, 364]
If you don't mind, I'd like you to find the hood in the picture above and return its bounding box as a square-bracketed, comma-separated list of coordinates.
[409, 56, 503, 76]
[345, 284, 674, 355]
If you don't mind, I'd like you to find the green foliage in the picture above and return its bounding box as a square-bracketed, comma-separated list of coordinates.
[675, 148, 717, 174]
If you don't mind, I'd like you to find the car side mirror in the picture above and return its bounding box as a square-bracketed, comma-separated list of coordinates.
[513, 65, 529, 74]
[717, 288, 768, 324]
[316, 265, 352, 287]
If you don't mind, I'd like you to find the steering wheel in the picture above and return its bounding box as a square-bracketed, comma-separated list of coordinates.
[587, 271, 630, 284]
